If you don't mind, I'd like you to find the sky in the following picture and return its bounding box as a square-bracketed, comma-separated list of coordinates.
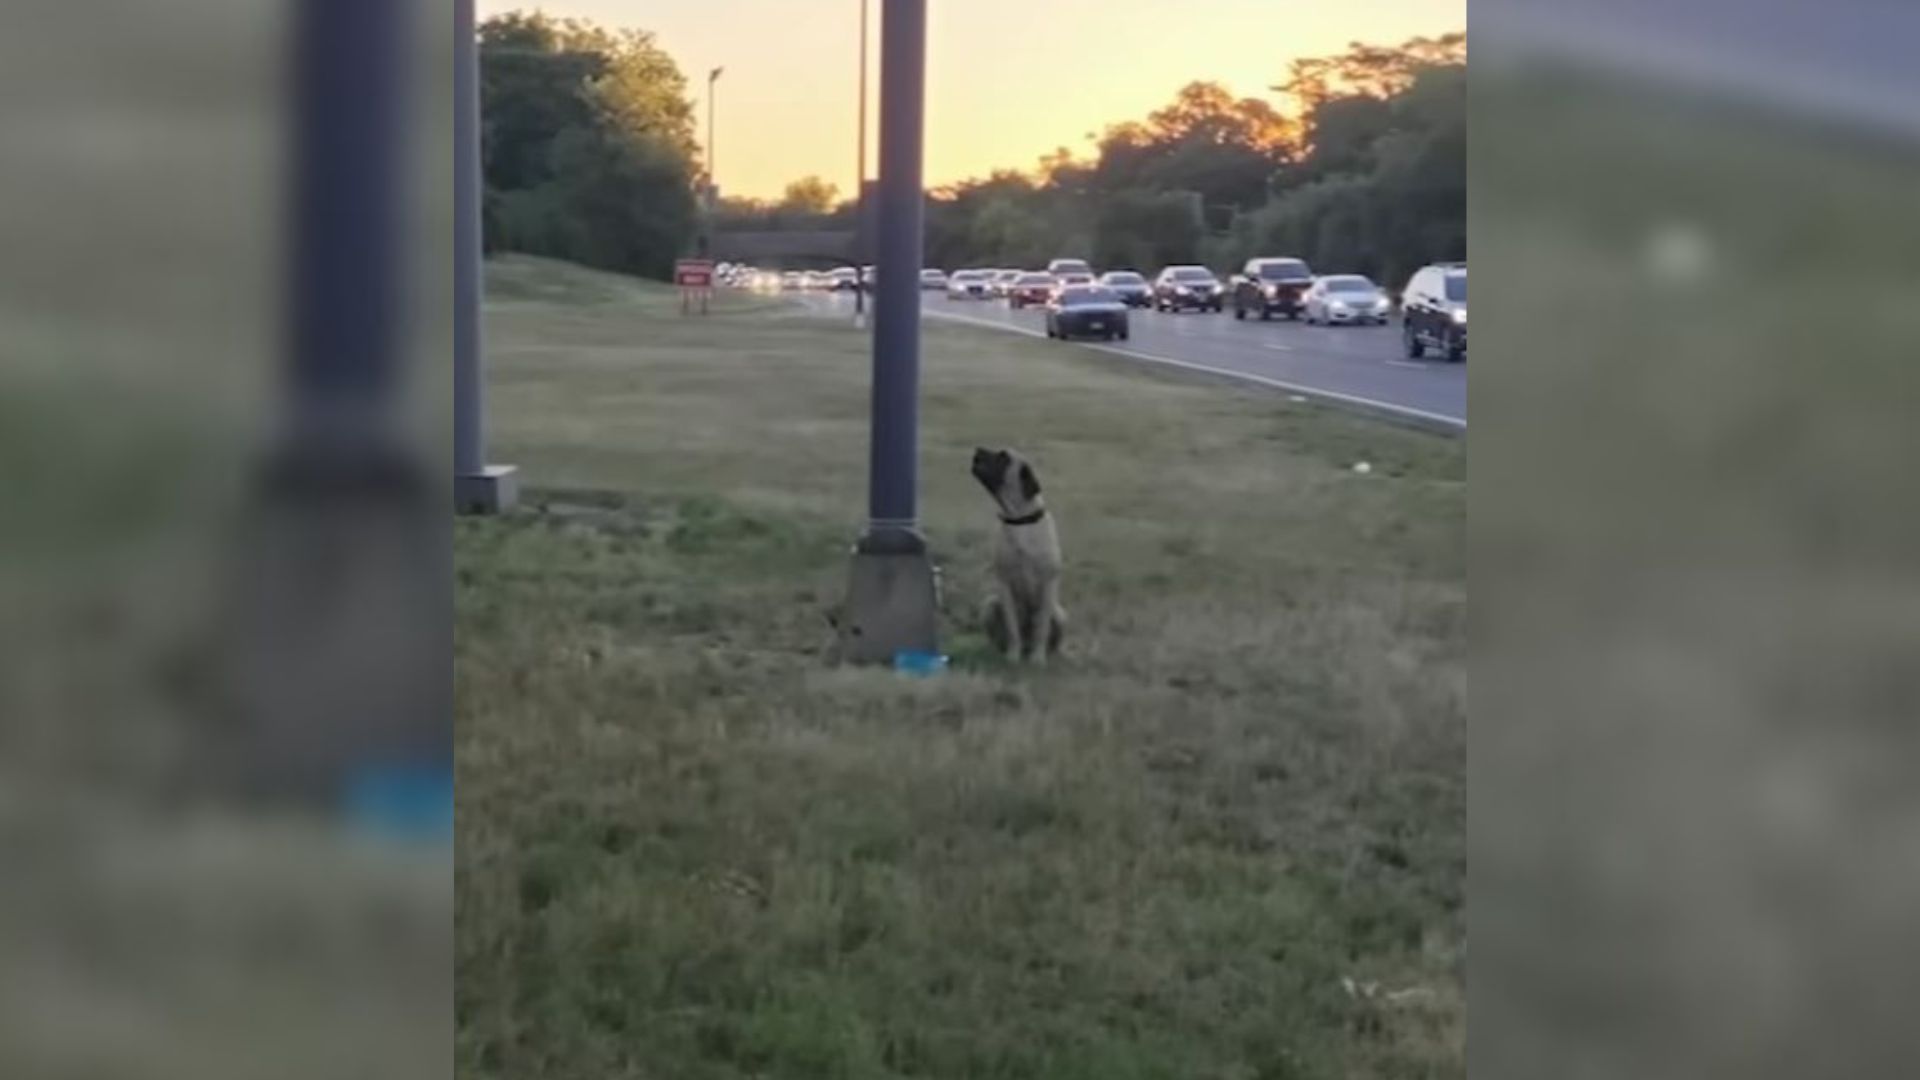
[478, 1, 1467, 201]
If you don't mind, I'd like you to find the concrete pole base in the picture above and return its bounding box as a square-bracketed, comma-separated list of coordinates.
[455, 465, 520, 515]
[837, 530, 940, 664]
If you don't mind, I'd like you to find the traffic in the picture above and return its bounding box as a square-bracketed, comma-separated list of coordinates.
[716, 256, 1465, 363]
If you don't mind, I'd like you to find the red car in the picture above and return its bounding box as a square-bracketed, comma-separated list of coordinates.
[1007, 272, 1054, 309]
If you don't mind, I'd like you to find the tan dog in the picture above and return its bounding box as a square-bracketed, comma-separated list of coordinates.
[970, 447, 1067, 663]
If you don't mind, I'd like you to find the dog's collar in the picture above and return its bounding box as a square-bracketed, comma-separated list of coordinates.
[1000, 508, 1047, 527]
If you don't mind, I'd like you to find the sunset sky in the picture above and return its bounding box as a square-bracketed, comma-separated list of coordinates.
[478, 1, 1467, 201]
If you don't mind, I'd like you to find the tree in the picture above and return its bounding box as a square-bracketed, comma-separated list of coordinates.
[1087, 82, 1295, 211]
[1276, 32, 1467, 111]
[1094, 190, 1204, 272]
[779, 176, 840, 214]
[478, 12, 702, 278]
[1226, 59, 1465, 285]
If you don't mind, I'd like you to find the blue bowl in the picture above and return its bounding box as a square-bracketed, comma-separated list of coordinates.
[893, 650, 949, 677]
[342, 763, 454, 842]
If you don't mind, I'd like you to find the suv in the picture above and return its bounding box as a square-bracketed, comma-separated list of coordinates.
[1232, 257, 1314, 320]
[1401, 263, 1466, 361]
[1046, 258, 1094, 278]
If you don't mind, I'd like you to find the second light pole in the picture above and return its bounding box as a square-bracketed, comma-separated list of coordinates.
[705, 65, 724, 248]
[853, 0, 869, 327]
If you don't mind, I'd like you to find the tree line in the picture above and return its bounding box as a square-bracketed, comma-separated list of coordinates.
[478, 11, 1463, 287]
[478, 12, 699, 280]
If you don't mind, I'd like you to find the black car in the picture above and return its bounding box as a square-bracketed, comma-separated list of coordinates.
[1152, 266, 1224, 312]
[1097, 270, 1152, 307]
[1045, 285, 1131, 341]
[1231, 257, 1314, 320]
[1401, 262, 1466, 361]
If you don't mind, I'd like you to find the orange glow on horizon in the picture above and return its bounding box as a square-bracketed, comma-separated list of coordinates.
[478, 0, 1466, 200]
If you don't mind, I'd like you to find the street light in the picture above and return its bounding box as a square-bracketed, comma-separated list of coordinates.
[708, 66, 724, 207]
[455, 0, 518, 513]
[853, 0, 868, 326]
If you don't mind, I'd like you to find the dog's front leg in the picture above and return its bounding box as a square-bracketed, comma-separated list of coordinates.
[995, 584, 1025, 660]
[1028, 580, 1062, 666]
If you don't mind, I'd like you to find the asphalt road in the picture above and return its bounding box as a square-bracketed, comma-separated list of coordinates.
[796, 289, 1466, 430]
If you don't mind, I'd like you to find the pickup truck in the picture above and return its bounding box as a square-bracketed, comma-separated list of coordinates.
[1231, 257, 1315, 321]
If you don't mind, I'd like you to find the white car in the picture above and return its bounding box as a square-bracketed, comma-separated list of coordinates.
[920, 268, 949, 291]
[1303, 275, 1392, 325]
[946, 269, 994, 300]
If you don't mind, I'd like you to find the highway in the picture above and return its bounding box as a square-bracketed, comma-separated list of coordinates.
[797, 289, 1466, 430]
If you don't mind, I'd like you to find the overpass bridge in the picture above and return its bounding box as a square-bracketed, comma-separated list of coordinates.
[709, 229, 859, 268]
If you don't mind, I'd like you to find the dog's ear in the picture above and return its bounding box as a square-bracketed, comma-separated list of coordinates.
[1018, 462, 1042, 501]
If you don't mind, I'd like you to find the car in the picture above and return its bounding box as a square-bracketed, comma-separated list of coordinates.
[1303, 274, 1393, 325]
[1046, 258, 1094, 278]
[1007, 272, 1055, 309]
[1152, 265, 1225, 312]
[1231, 257, 1315, 321]
[946, 269, 994, 299]
[991, 269, 1023, 297]
[827, 266, 861, 292]
[1050, 271, 1096, 295]
[779, 271, 804, 290]
[920, 268, 949, 291]
[1401, 262, 1466, 361]
[1045, 284, 1131, 341]
[1098, 270, 1152, 307]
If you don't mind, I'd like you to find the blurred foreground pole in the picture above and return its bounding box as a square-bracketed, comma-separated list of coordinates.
[837, 0, 937, 664]
[454, 0, 518, 512]
[288, 0, 401, 438]
[220, 0, 446, 803]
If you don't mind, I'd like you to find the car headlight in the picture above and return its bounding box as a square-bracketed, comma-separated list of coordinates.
[1173, 286, 1190, 294]
[1373, 297, 1391, 310]
[1329, 301, 1350, 312]
[1452, 308, 1468, 324]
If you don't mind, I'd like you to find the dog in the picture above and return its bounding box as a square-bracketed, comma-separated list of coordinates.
[970, 447, 1067, 663]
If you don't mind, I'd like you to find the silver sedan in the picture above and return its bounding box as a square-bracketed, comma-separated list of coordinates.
[1303, 275, 1393, 325]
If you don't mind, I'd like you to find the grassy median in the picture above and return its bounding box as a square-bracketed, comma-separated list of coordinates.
[455, 256, 1465, 1079]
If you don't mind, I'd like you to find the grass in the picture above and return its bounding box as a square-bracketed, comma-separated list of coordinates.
[456, 256, 1465, 1079]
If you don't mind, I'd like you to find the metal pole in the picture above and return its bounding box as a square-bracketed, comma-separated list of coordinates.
[454, 0, 483, 477]
[291, 0, 402, 437]
[853, 0, 868, 323]
[454, 0, 517, 511]
[222, 0, 446, 803]
[865, 0, 926, 540]
[708, 67, 722, 205]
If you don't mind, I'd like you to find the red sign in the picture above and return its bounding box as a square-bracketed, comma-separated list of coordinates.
[675, 259, 714, 288]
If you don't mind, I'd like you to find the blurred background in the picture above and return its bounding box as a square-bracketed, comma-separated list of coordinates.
[1471, 0, 1920, 1077]
[0, 1, 449, 1076]
[1, 0, 1916, 1075]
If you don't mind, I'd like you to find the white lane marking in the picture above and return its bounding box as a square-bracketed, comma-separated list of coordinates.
[1385, 359, 1431, 370]
[925, 308, 1464, 430]
[1262, 343, 1295, 352]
